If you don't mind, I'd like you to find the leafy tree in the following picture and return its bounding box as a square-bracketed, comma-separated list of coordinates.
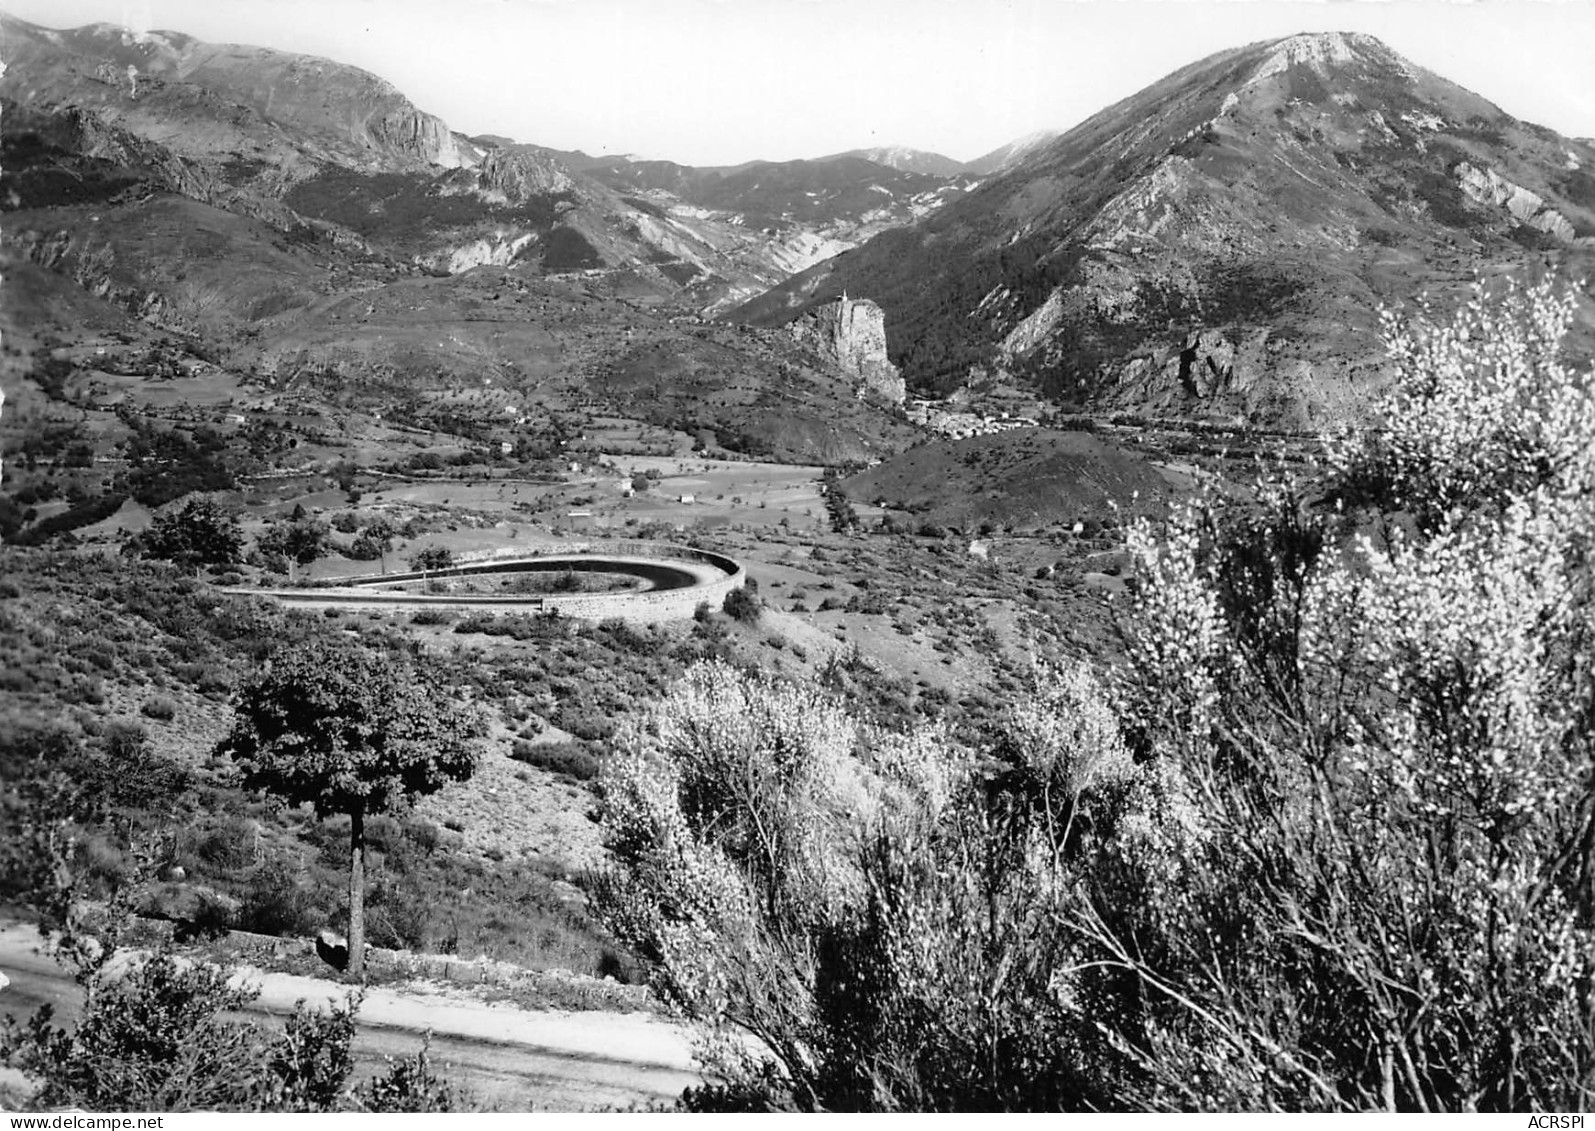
[218, 639, 478, 977]
[0, 746, 457, 1112]
[825, 490, 859, 535]
[824, 484, 859, 535]
[351, 518, 397, 574]
[257, 510, 329, 581]
[408, 546, 454, 574]
[127, 495, 243, 568]
[331, 460, 360, 500]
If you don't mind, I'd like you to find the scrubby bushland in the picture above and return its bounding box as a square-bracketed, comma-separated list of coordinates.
[594, 658, 1115, 1110]
[593, 278, 1595, 1111]
[0, 748, 457, 1112]
[0, 948, 450, 1111]
[510, 739, 601, 782]
[0, 552, 619, 975]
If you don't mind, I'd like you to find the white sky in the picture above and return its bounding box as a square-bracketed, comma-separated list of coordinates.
[6, 0, 1594, 166]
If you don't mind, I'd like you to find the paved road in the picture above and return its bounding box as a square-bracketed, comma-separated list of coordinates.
[0, 923, 702, 1111]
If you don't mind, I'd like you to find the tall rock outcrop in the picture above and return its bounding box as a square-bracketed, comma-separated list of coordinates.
[367, 105, 466, 169]
[475, 146, 575, 201]
[789, 296, 905, 405]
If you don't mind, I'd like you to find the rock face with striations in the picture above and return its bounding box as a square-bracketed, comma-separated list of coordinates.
[474, 145, 576, 201]
[789, 296, 906, 405]
[0, 13, 468, 171]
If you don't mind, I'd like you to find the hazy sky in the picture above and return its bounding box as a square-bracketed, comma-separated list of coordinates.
[7, 0, 1594, 165]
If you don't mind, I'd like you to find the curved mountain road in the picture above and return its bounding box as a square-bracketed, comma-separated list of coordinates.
[0, 922, 702, 1111]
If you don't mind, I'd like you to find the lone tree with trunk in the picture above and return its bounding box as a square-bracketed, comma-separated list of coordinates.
[219, 638, 477, 978]
[258, 509, 329, 582]
[353, 517, 397, 574]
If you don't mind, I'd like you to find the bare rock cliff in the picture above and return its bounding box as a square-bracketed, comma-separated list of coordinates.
[474, 146, 575, 201]
[789, 296, 905, 405]
[368, 105, 465, 169]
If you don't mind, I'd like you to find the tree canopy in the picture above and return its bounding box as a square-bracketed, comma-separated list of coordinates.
[224, 639, 475, 818]
[126, 495, 242, 568]
[257, 510, 329, 579]
[220, 638, 477, 974]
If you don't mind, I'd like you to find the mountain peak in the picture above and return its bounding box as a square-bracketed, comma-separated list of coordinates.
[738, 28, 1595, 427]
[824, 146, 965, 177]
[1248, 31, 1408, 84]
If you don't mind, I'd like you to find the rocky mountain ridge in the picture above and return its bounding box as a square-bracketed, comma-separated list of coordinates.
[0, 14, 468, 170]
[736, 31, 1595, 427]
[545, 149, 978, 280]
[0, 11, 926, 464]
[0, 12, 973, 315]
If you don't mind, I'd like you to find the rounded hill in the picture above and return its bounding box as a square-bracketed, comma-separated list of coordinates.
[844, 428, 1172, 532]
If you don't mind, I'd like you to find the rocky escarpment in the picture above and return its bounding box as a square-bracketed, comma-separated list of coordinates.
[1455, 163, 1594, 246]
[366, 105, 466, 169]
[10, 227, 178, 325]
[473, 146, 575, 201]
[0, 13, 468, 172]
[788, 296, 906, 405]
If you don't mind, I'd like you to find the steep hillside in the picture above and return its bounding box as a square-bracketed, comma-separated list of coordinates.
[961, 130, 1063, 175]
[0, 14, 898, 311]
[0, 14, 921, 465]
[738, 33, 1595, 427]
[239, 267, 918, 464]
[0, 14, 466, 171]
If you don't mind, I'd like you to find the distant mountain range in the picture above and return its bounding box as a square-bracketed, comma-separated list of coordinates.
[7, 13, 1594, 441]
[737, 31, 1595, 427]
[0, 12, 983, 313]
[0, 11, 935, 462]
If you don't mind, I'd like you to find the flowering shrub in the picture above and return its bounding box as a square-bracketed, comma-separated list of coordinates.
[595, 659, 1126, 1109]
[1329, 276, 1595, 526]
[1083, 277, 1595, 1110]
[600, 278, 1595, 1111]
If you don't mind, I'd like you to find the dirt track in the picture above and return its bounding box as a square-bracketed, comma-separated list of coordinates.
[0, 922, 702, 1111]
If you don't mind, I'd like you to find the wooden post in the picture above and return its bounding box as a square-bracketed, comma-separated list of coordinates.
[348, 807, 365, 979]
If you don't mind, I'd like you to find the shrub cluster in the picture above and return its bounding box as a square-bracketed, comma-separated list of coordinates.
[594, 279, 1595, 1112]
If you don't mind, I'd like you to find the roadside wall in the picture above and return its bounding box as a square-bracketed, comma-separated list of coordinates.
[119, 917, 650, 1007]
[241, 541, 744, 623]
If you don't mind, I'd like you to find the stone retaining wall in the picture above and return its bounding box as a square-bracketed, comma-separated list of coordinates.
[245, 541, 744, 623]
[119, 917, 650, 1007]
